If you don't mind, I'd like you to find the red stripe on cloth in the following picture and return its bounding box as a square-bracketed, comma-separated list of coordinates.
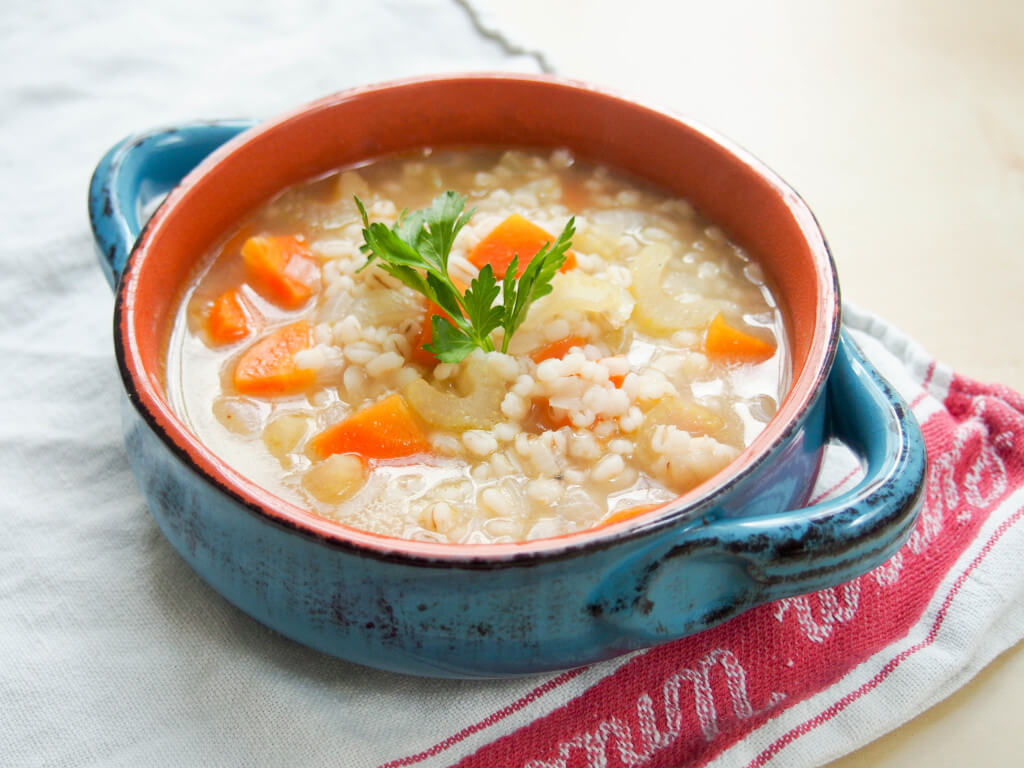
[745, 502, 1024, 767]
[376, 667, 588, 768]
[909, 361, 937, 409]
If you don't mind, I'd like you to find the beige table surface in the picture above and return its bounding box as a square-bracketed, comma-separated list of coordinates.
[473, 0, 1024, 764]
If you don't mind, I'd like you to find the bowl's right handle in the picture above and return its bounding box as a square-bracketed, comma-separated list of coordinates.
[594, 331, 927, 643]
[88, 120, 255, 291]
[712, 331, 927, 588]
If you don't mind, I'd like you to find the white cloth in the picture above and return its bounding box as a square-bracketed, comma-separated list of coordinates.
[3, 3, 1023, 767]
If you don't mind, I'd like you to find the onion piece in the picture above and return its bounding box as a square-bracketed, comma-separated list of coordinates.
[510, 272, 634, 355]
[629, 244, 723, 335]
[636, 396, 739, 467]
[347, 290, 423, 328]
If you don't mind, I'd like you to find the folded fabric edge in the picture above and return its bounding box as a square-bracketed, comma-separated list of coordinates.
[842, 301, 953, 403]
[706, 482, 1024, 768]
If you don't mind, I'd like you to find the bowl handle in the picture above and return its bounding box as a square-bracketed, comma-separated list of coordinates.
[593, 331, 927, 643]
[88, 120, 256, 290]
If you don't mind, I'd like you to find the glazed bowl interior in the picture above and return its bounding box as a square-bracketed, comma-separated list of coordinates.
[118, 74, 839, 559]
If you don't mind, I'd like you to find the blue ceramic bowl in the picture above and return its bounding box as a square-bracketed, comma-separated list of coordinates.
[88, 75, 925, 677]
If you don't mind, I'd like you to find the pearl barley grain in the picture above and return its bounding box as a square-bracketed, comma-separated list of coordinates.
[480, 487, 511, 516]
[501, 392, 529, 421]
[423, 501, 456, 533]
[463, 430, 499, 457]
[366, 351, 404, 377]
[593, 454, 625, 483]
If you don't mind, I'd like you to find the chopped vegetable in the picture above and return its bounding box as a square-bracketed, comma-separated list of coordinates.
[600, 503, 664, 527]
[344, 289, 424, 328]
[403, 356, 505, 430]
[241, 235, 318, 308]
[705, 313, 776, 363]
[232, 321, 314, 396]
[303, 454, 367, 504]
[629, 244, 723, 335]
[409, 301, 449, 366]
[539, 398, 573, 430]
[409, 277, 467, 366]
[312, 393, 431, 459]
[509, 271, 633, 355]
[642, 397, 725, 438]
[206, 289, 254, 345]
[530, 335, 589, 364]
[356, 192, 574, 363]
[262, 412, 310, 458]
[635, 396, 730, 472]
[469, 214, 577, 278]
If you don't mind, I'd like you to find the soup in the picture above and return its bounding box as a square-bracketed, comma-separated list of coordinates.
[166, 148, 787, 544]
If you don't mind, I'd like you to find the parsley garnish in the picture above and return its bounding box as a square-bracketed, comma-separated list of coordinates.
[356, 191, 574, 363]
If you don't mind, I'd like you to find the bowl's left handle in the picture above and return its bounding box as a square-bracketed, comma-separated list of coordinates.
[88, 121, 256, 290]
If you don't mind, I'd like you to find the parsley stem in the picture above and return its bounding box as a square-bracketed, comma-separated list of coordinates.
[356, 191, 573, 364]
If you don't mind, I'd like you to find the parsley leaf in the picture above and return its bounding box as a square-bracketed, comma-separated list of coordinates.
[463, 265, 504, 342]
[356, 191, 574, 363]
[424, 315, 478, 363]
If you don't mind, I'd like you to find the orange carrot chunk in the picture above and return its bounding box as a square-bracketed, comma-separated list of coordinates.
[241, 235, 318, 308]
[705, 313, 776, 363]
[539, 398, 573, 430]
[469, 214, 576, 278]
[233, 321, 314, 396]
[601, 503, 665, 527]
[409, 278, 468, 366]
[530, 335, 589, 364]
[312, 394, 431, 460]
[411, 302, 464, 367]
[409, 304, 444, 366]
[206, 289, 254, 345]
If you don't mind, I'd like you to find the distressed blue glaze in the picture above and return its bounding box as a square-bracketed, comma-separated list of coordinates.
[87, 121, 254, 288]
[93, 124, 926, 678]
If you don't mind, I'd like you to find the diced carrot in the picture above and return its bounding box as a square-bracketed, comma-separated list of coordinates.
[411, 301, 461, 366]
[409, 279, 467, 366]
[232, 321, 315, 396]
[409, 305, 444, 366]
[600, 503, 665, 527]
[530, 335, 589, 364]
[705, 313, 776, 363]
[468, 214, 576, 278]
[539, 398, 573, 430]
[609, 373, 626, 388]
[312, 394, 431, 460]
[241, 235, 318, 309]
[206, 289, 254, 345]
